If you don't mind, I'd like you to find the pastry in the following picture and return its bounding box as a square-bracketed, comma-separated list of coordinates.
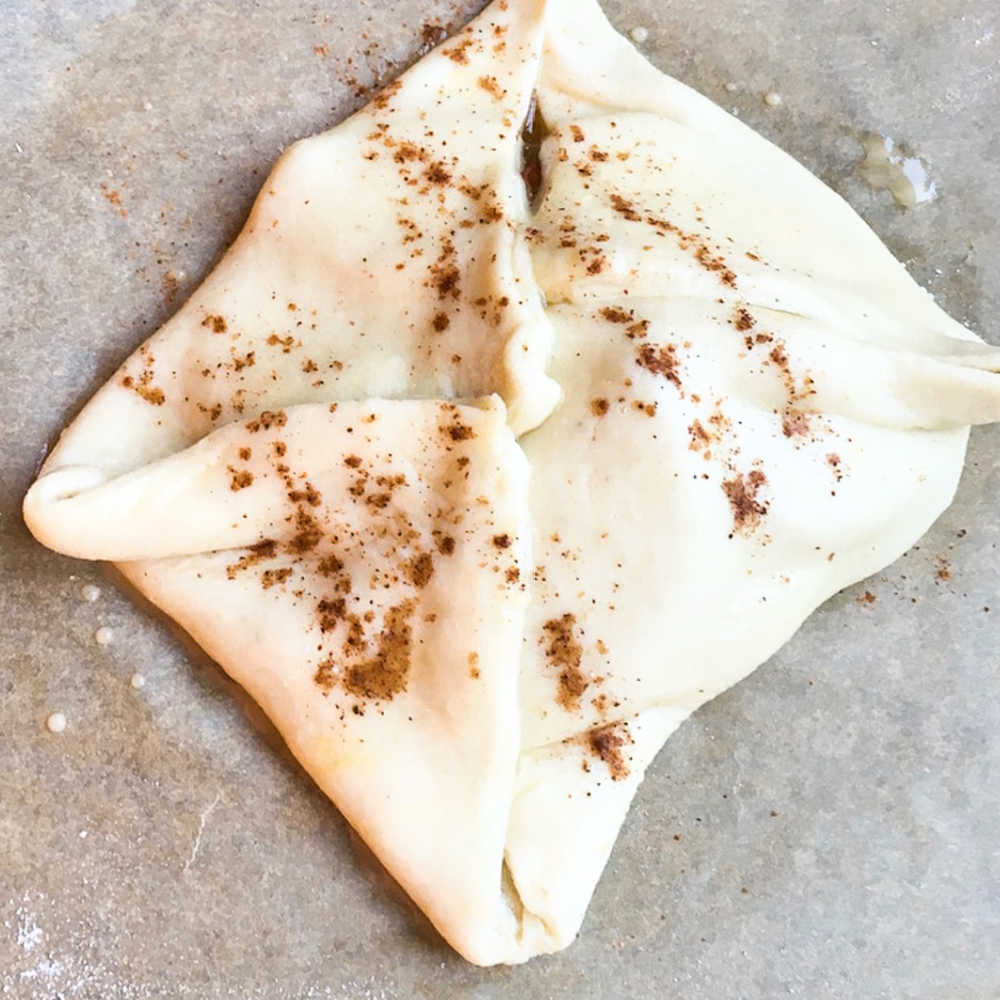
[24, 0, 1000, 965]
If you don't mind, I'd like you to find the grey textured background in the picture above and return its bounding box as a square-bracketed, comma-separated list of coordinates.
[1, 1, 998, 997]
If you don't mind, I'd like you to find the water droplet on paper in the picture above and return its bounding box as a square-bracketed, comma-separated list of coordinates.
[763, 91, 783, 107]
[94, 626, 114, 647]
[857, 133, 937, 208]
[630, 26, 649, 44]
[80, 584, 101, 603]
[130, 673, 146, 689]
[46, 712, 67, 733]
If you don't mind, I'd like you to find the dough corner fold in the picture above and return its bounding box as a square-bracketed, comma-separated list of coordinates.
[23, 0, 1000, 967]
[112, 397, 543, 965]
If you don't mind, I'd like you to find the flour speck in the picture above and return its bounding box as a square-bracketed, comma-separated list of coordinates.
[16, 909, 43, 953]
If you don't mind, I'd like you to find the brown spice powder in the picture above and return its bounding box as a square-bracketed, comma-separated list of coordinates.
[542, 613, 588, 711]
[722, 469, 769, 534]
[586, 722, 633, 781]
[342, 601, 416, 701]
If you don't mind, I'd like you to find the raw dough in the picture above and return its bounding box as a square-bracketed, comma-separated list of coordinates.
[23, 0, 1000, 965]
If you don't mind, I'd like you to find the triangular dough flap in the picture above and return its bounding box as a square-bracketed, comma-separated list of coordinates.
[99, 397, 540, 964]
[502, 2, 996, 944]
[38, 0, 557, 491]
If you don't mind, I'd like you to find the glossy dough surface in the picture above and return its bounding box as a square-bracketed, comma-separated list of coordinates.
[24, 0, 1000, 965]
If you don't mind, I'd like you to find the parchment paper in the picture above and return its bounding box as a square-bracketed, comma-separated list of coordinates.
[1, 2, 997, 996]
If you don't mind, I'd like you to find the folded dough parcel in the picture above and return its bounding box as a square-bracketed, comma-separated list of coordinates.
[23, 0, 1000, 966]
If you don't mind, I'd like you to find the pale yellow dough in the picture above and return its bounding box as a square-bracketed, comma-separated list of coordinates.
[23, 0, 1000, 966]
